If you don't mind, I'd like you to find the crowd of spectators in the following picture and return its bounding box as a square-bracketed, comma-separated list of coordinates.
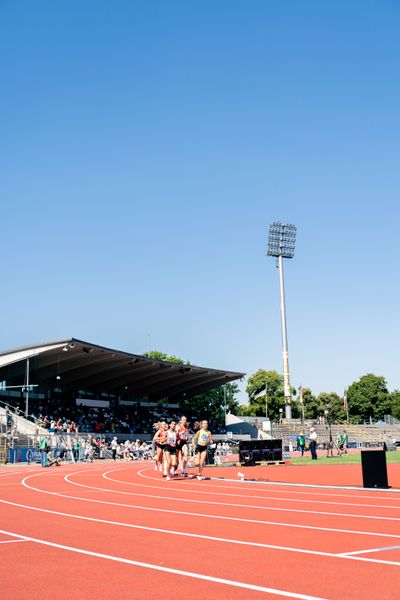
[4, 396, 187, 434]
[2, 394, 228, 449]
[110, 437, 152, 460]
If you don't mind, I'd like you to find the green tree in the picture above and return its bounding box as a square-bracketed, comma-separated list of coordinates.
[347, 374, 389, 422]
[302, 388, 322, 419]
[143, 350, 189, 364]
[388, 390, 400, 420]
[317, 392, 345, 422]
[244, 370, 300, 421]
[142, 351, 239, 428]
[237, 404, 257, 417]
[180, 382, 240, 429]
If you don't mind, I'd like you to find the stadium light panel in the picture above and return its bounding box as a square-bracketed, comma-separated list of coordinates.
[266, 222, 297, 258]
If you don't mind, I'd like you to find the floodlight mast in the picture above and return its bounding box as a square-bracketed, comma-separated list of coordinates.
[266, 222, 297, 420]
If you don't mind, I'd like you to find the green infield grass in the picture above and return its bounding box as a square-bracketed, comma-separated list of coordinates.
[290, 450, 400, 465]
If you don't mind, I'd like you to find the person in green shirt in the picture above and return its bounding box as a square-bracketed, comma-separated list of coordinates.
[298, 433, 305, 457]
[72, 439, 80, 462]
[337, 430, 348, 455]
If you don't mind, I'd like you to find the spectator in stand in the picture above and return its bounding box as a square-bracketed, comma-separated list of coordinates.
[110, 437, 118, 460]
[116, 443, 123, 460]
[85, 441, 94, 462]
[122, 440, 132, 461]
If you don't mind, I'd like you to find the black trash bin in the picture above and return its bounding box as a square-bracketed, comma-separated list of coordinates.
[361, 450, 389, 488]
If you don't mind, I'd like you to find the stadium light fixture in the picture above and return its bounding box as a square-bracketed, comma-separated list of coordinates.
[266, 222, 297, 420]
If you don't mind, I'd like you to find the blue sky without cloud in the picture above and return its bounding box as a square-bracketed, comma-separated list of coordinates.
[1, 0, 399, 403]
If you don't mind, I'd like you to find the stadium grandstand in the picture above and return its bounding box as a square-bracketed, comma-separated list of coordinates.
[0, 338, 244, 440]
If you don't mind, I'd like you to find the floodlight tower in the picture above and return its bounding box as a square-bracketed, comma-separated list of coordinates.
[266, 222, 297, 420]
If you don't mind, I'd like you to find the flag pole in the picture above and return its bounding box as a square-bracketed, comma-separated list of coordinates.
[344, 388, 349, 424]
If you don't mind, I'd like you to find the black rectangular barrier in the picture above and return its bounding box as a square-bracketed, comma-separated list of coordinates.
[361, 450, 389, 488]
[239, 439, 283, 465]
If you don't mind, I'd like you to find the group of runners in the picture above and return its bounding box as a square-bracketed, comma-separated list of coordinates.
[153, 416, 212, 480]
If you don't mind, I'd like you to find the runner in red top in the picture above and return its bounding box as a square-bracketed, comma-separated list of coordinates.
[176, 415, 190, 476]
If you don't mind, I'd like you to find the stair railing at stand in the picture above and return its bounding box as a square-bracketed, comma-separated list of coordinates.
[0, 398, 47, 436]
[29, 432, 95, 462]
[384, 414, 400, 426]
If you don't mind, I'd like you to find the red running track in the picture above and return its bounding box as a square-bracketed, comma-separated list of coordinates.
[1, 461, 400, 599]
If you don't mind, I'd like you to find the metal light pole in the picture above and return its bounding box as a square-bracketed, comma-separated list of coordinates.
[224, 385, 227, 425]
[25, 356, 30, 418]
[298, 385, 305, 424]
[267, 222, 296, 420]
[325, 406, 333, 457]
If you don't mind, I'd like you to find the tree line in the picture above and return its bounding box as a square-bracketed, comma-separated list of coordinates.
[240, 369, 400, 423]
[143, 352, 400, 425]
[142, 351, 240, 429]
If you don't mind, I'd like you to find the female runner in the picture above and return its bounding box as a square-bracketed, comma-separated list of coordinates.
[163, 420, 177, 481]
[192, 419, 212, 480]
[176, 415, 189, 476]
[153, 421, 167, 472]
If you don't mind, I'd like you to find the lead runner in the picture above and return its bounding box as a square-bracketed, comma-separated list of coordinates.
[192, 419, 212, 480]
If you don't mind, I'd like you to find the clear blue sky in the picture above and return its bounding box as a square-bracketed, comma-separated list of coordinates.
[1, 1, 400, 404]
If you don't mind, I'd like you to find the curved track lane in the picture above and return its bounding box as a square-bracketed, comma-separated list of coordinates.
[1, 461, 400, 599]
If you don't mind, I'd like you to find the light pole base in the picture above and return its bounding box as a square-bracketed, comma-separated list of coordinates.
[285, 403, 292, 420]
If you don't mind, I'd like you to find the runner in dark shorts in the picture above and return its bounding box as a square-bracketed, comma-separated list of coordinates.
[153, 421, 167, 473]
[192, 419, 212, 480]
[176, 415, 190, 476]
[163, 421, 177, 481]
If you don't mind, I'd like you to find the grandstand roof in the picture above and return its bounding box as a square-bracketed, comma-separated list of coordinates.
[0, 338, 244, 399]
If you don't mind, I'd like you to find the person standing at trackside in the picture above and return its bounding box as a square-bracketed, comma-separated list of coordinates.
[111, 436, 118, 461]
[337, 430, 348, 455]
[309, 427, 318, 460]
[298, 433, 305, 457]
[192, 419, 212, 480]
[342, 430, 348, 454]
[72, 439, 80, 462]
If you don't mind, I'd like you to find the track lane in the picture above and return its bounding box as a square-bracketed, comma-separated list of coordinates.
[2, 487, 400, 600]
[2, 463, 400, 599]
[8, 466, 400, 547]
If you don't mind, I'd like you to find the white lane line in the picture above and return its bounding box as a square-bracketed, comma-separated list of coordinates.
[123, 467, 400, 503]
[0, 539, 29, 544]
[11, 470, 400, 565]
[192, 479, 400, 501]
[338, 545, 400, 557]
[58, 470, 400, 523]
[104, 466, 400, 507]
[0, 528, 327, 600]
[12, 469, 400, 542]
[102, 469, 400, 511]
[0, 495, 342, 557]
[208, 475, 400, 494]
[1, 496, 400, 568]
